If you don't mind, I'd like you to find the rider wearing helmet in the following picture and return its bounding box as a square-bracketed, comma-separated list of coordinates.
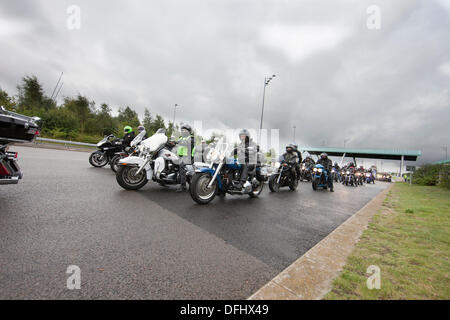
[293, 144, 302, 180]
[280, 144, 299, 179]
[233, 129, 257, 190]
[122, 125, 135, 147]
[137, 125, 148, 139]
[316, 152, 334, 192]
[176, 124, 195, 192]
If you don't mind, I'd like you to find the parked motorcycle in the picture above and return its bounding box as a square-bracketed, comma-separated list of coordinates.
[0, 106, 40, 185]
[311, 164, 330, 190]
[189, 138, 267, 204]
[269, 160, 298, 192]
[89, 134, 124, 168]
[110, 130, 147, 172]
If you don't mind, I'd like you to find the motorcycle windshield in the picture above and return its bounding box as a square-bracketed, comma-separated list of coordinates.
[141, 130, 168, 152]
[130, 130, 146, 147]
[206, 138, 231, 164]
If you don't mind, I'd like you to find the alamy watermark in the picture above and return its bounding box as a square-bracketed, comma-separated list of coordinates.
[66, 5, 81, 30]
[66, 265, 81, 290]
[366, 5, 381, 30]
[366, 265, 381, 290]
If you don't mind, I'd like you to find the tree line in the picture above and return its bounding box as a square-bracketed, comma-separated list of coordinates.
[0, 75, 179, 143]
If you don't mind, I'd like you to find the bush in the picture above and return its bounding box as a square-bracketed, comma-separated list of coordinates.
[413, 164, 450, 188]
[439, 165, 450, 189]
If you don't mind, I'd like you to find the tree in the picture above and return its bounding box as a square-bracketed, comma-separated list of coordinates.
[149, 114, 166, 134]
[0, 88, 15, 110]
[117, 106, 140, 129]
[63, 95, 93, 133]
[142, 108, 153, 134]
[16, 75, 54, 113]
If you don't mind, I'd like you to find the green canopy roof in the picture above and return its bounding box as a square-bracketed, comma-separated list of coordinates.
[299, 147, 421, 161]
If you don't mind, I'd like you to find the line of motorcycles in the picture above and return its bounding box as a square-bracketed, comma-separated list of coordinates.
[89, 128, 269, 204]
[0, 107, 41, 186]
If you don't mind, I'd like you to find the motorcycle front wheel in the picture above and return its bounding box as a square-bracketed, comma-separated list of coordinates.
[89, 151, 108, 167]
[116, 165, 148, 190]
[190, 173, 218, 204]
[110, 155, 121, 172]
[268, 174, 280, 192]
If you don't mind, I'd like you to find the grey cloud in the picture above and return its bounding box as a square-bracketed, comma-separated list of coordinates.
[0, 0, 448, 165]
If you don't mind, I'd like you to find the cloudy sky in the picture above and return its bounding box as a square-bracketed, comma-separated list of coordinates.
[1, 0, 449, 167]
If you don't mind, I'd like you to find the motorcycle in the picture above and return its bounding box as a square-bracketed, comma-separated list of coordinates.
[311, 164, 330, 190]
[115, 128, 204, 190]
[89, 134, 124, 168]
[110, 130, 147, 172]
[343, 168, 358, 187]
[0, 106, 41, 185]
[332, 167, 340, 182]
[299, 163, 312, 181]
[365, 172, 375, 184]
[269, 160, 298, 192]
[355, 171, 364, 185]
[189, 138, 267, 204]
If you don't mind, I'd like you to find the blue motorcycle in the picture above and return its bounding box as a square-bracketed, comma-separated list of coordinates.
[311, 164, 330, 190]
[189, 139, 267, 204]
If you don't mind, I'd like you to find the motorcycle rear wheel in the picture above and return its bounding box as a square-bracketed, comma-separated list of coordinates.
[248, 180, 264, 198]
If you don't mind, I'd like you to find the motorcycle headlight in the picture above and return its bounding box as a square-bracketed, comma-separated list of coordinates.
[318, 168, 323, 172]
[346, 171, 350, 174]
[313, 168, 317, 172]
[366, 173, 370, 177]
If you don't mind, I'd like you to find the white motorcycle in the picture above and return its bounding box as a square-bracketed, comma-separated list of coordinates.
[115, 128, 207, 190]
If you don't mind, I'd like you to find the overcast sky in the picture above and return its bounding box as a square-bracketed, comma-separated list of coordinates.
[1, 0, 449, 167]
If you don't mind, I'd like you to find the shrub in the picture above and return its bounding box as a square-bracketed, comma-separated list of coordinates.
[413, 164, 443, 186]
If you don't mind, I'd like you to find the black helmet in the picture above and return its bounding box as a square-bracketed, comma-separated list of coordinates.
[293, 144, 298, 151]
[180, 124, 192, 133]
[286, 144, 295, 153]
[320, 152, 328, 159]
[334, 162, 338, 166]
[238, 129, 250, 141]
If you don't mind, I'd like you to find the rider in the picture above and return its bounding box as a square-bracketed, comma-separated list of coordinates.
[137, 125, 148, 139]
[302, 155, 315, 168]
[122, 126, 135, 147]
[233, 129, 257, 190]
[293, 144, 302, 179]
[280, 144, 299, 179]
[333, 161, 341, 181]
[176, 124, 195, 192]
[316, 153, 334, 192]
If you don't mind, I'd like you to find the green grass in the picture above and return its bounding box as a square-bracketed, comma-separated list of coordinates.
[324, 183, 450, 300]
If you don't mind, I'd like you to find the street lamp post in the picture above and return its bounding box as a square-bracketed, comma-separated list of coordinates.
[171, 104, 179, 137]
[259, 75, 276, 143]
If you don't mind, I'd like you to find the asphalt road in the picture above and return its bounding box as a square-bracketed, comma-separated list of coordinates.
[0, 146, 389, 299]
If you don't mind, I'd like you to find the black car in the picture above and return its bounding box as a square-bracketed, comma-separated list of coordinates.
[0, 106, 41, 185]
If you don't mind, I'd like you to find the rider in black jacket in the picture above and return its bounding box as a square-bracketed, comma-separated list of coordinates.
[316, 153, 334, 192]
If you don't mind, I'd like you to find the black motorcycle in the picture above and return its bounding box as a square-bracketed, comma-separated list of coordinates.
[300, 163, 313, 181]
[269, 161, 298, 192]
[89, 134, 125, 168]
[0, 106, 40, 185]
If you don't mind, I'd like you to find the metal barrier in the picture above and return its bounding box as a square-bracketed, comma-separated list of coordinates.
[35, 137, 96, 148]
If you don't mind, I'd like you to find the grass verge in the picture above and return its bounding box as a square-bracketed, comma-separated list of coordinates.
[324, 183, 450, 299]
